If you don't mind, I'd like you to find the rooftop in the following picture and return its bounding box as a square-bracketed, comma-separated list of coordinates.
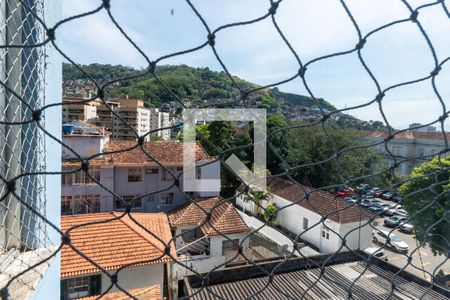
[185, 252, 450, 300]
[61, 212, 175, 278]
[78, 285, 160, 300]
[266, 177, 372, 224]
[168, 197, 250, 236]
[62, 140, 216, 167]
[62, 120, 110, 136]
[366, 130, 450, 141]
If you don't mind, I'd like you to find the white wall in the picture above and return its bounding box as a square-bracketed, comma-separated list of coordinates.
[62, 135, 108, 159]
[101, 264, 164, 296]
[338, 220, 373, 251]
[237, 194, 346, 254]
[209, 233, 250, 257]
[173, 255, 225, 279]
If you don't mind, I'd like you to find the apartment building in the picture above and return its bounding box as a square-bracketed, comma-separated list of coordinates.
[366, 130, 449, 175]
[112, 98, 151, 141]
[90, 99, 119, 131]
[149, 108, 171, 140]
[61, 138, 220, 215]
[62, 97, 97, 124]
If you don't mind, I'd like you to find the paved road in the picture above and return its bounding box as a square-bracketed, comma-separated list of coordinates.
[373, 216, 450, 281]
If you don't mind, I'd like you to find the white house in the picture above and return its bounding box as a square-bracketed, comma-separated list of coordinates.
[61, 139, 220, 215]
[237, 177, 374, 254]
[366, 130, 449, 175]
[60, 212, 175, 300]
[167, 197, 251, 279]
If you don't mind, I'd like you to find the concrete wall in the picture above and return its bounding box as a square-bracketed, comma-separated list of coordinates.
[338, 220, 373, 251]
[101, 264, 164, 296]
[237, 194, 343, 254]
[173, 255, 225, 279]
[209, 233, 250, 257]
[62, 135, 108, 159]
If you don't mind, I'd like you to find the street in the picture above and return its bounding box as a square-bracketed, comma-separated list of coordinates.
[373, 216, 450, 282]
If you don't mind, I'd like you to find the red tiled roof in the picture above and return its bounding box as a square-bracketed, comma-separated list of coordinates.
[366, 130, 450, 141]
[61, 212, 176, 278]
[266, 177, 372, 224]
[63, 140, 216, 167]
[77, 285, 161, 300]
[168, 197, 251, 236]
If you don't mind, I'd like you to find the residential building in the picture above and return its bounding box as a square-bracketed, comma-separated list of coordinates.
[237, 177, 373, 254]
[62, 120, 110, 160]
[61, 140, 220, 215]
[183, 251, 450, 299]
[112, 98, 151, 141]
[60, 212, 175, 300]
[62, 97, 97, 124]
[168, 197, 251, 279]
[409, 123, 437, 133]
[91, 99, 119, 132]
[366, 130, 449, 175]
[149, 108, 171, 140]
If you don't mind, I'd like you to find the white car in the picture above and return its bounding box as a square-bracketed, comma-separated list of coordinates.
[364, 246, 388, 261]
[385, 205, 404, 216]
[372, 230, 409, 253]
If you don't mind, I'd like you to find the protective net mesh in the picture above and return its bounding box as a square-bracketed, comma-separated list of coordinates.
[1, 0, 450, 299]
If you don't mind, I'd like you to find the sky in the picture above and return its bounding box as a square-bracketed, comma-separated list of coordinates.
[57, 0, 450, 130]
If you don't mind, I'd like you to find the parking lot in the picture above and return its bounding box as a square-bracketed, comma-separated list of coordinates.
[373, 216, 450, 281]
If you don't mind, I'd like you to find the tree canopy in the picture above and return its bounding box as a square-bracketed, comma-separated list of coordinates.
[399, 157, 450, 256]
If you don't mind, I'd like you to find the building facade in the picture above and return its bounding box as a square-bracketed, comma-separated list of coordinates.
[112, 98, 151, 141]
[62, 97, 97, 124]
[61, 139, 220, 215]
[366, 130, 449, 176]
[149, 108, 171, 140]
[237, 178, 373, 254]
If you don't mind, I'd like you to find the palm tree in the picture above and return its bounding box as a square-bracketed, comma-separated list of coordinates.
[243, 189, 272, 217]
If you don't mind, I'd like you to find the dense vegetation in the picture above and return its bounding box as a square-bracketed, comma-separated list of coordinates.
[399, 157, 450, 256]
[63, 63, 334, 111]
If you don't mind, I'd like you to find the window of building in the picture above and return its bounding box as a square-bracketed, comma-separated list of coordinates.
[322, 227, 330, 240]
[61, 196, 72, 215]
[302, 217, 308, 230]
[222, 239, 239, 256]
[145, 168, 158, 174]
[417, 147, 425, 156]
[160, 193, 174, 206]
[61, 168, 73, 186]
[62, 275, 101, 300]
[73, 170, 85, 185]
[196, 167, 202, 180]
[115, 195, 142, 210]
[162, 168, 173, 181]
[128, 168, 142, 182]
[73, 195, 100, 214]
[85, 166, 100, 184]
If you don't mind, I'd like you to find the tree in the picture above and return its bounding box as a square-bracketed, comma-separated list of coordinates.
[286, 123, 380, 188]
[398, 157, 450, 256]
[266, 115, 289, 175]
[243, 190, 272, 216]
[263, 203, 279, 225]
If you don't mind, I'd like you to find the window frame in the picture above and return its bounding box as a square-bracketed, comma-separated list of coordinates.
[302, 217, 308, 230]
[128, 167, 143, 182]
[160, 193, 174, 206]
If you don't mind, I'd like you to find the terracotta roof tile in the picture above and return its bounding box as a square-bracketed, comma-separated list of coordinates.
[77, 284, 160, 300]
[168, 197, 250, 236]
[266, 177, 372, 224]
[61, 212, 176, 278]
[63, 140, 216, 167]
[366, 130, 450, 141]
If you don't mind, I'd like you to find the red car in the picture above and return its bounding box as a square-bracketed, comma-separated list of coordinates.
[337, 189, 355, 197]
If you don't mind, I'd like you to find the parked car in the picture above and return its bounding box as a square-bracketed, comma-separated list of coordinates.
[364, 246, 388, 261]
[392, 195, 402, 203]
[382, 192, 395, 200]
[399, 223, 414, 234]
[385, 205, 404, 216]
[393, 209, 408, 217]
[344, 196, 357, 204]
[367, 187, 381, 195]
[373, 190, 385, 198]
[384, 216, 408, 228]
[368, 205, 384, 215]
[337, 189, 355, 197]
[372, 230, 409, 253]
